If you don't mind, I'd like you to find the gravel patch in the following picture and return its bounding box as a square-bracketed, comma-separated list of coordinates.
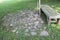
[2, 10, 49, 36]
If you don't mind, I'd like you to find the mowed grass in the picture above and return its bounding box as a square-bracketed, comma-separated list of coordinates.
[0, 0, 37, 19]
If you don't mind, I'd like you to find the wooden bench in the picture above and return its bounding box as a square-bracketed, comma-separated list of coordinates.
[41, 5, 60, 25]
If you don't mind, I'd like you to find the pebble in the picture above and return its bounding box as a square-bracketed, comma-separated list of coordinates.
[16, 31, 18, 34]
[25, 33, 30, 36]
[12, 29, 16, 32]
[10, 24, 13, 27]
[25, 29, 29, 32]
[31, 32, 37, 36]
[40, 30, 49, 36]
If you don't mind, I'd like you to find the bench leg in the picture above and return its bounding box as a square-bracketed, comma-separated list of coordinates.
[48, 18, 51, 26]
[47, 17, 50, 25]
[47, 17, 49, 22]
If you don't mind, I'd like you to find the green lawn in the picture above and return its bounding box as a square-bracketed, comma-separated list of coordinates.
[0, 0, 37, 19]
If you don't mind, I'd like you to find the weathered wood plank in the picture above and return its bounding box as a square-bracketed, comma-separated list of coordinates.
[41, 5, 58, 17]
[41, 5, 60, 25]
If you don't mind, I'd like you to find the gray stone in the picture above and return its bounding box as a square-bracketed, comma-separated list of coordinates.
[31, 32, 37, 36]
[25, 29, 29, 32]
[25, 33, 30, 36]
[40, 30, 49, 36]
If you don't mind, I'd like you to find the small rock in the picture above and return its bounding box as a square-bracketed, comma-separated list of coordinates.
[25, 29, 29, 32]
[22, 13, 26, 14]
[28, 23, 31, 25]
[12, 29, 16, 32]
[30, 29, 36, 32]
[28, 27, 31, 29]
[33, 17, 37, 20]
[44, 27, 46, 30]
[16, 31, 18, 34]
[40, 30, 49, 36]
[34, 21, 39, 27]
[34, 26, 37, 29]
[34, 21, 39, 24]
[31, 32, 37, 36]
[10, 24, 13, 27]
[12, 28, 18, 32]
[25, 33, 30, 36]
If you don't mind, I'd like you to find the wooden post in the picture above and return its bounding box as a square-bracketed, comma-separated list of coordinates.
[39, 0, 41, 16]
[48, 18, 51, 26]
[57, 18, 60, 25]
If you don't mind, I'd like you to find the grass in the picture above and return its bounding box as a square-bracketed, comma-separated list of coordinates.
[0, 0, 37, 19]
[1, 25, 60, 40]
